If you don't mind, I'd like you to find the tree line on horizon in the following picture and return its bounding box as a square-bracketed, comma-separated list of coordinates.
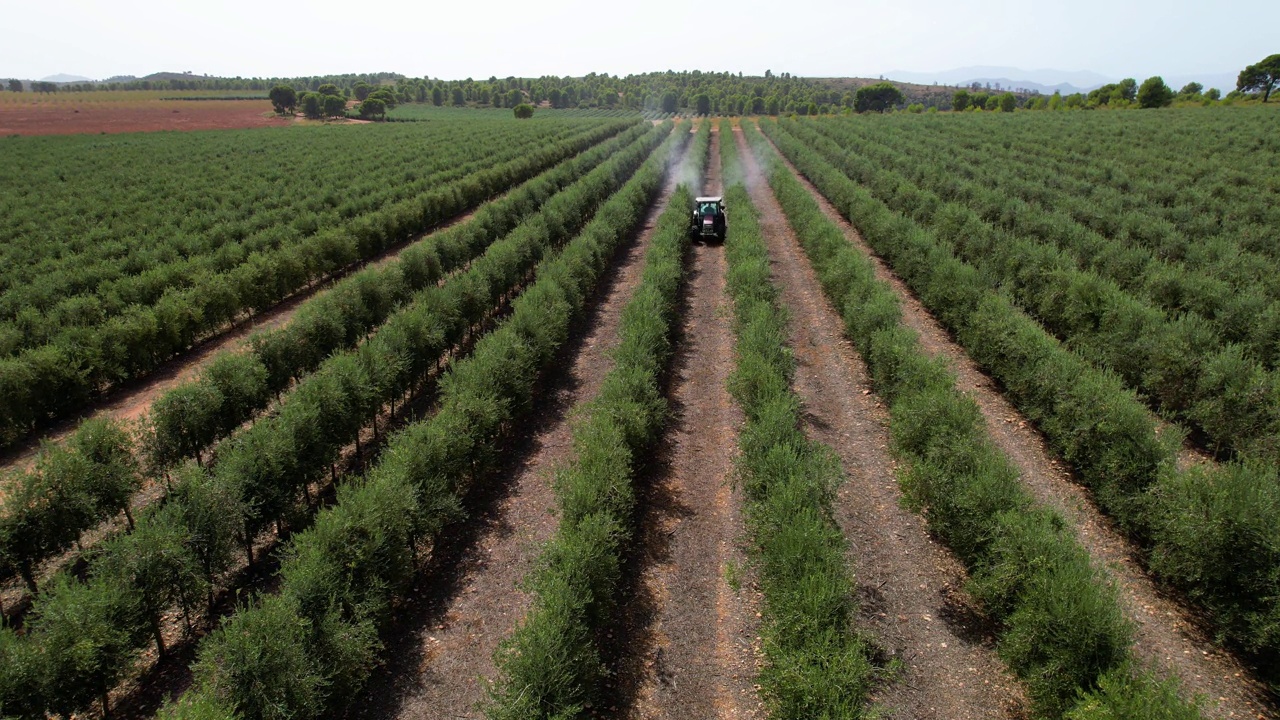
[5, 56, 1276, 114]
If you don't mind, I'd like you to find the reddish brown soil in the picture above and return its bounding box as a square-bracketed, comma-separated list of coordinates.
[0, 100, 291, 136]
[349, 135, 691, 720]
[758, 130, 1274, 720]
[737, 125, 1027, 720]
[616, 127, 763, 720]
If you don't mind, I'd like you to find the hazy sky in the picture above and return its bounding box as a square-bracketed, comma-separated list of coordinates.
[4, 0, 1275, 82]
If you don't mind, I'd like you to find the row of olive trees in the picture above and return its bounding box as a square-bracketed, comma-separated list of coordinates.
[0, 124, 663, 720]
[149, 124, 674, 720]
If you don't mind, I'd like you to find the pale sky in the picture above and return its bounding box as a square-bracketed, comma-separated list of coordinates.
[3, 0, 1275, 82]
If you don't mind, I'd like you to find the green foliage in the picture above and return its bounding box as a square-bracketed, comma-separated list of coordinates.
[300, 91, 322, 118]
[998, 92, 1017, 112]
[30, 573, 147, 718]
[952, 88, 970, 111]
[513, 102, 534, 119]
[1147, 462, 1280, 654]
[1237, 54, 1280, 101]
[268, 85, 297, 114]
[489, 122, 697, 719]
[97, 503, 206, 655]
[0, 418, 136, 592]
[749, 118, 1205, 718]
[159, 122, 679, 720]
[195, 594, 329, 720]
[0, 119, 663, 720]
[0, 117, 637, 449]
[1178, 82, 1203, 97]
[322, 94, 346, 118]
[156, 691, 241, 720]
[725, 122, 879, 716]
[1067, 668, 1204, 720]
[1137, 76, 1174, 108]
[358, 98, 386, 119]
[853, 82, 904, 113]
[0, 624, 42, 718]
[969, 511, 1130, 715]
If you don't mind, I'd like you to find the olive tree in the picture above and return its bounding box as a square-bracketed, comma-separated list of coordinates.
[96, 505, 204, 656]
[169, 464, 244, 612]
[513, 103, 534, 119]
[32, 574, 147, 719]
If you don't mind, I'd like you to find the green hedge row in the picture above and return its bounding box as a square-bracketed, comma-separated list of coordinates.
[785, 117, 1280, 463]
[0, 122, 656, 602]
[149, 120, 656, 469]
[0, 419, 138, 596]
[0, 124, 672, 720]
[486, 121, 705, 720]
[721, 121, 879, 718]
[0, 120, 638, 451]
[746, 120, 1204, 719]
[812, 116, 1280, 343]
[762, 118, 1280, 675]
[156, 120, 690, 720]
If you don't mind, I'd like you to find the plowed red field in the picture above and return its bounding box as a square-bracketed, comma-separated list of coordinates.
[0, 99, 291, 136]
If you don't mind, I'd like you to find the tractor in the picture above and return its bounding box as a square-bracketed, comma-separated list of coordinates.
[690, 196, 726, 244]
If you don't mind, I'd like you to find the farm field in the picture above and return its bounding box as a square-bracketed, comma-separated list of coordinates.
[0, 99, 290, 136]
[0, 104, 1277, 720]
[0, 114, 637, 450]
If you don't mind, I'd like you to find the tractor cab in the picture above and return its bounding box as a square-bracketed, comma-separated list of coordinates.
[690, 196, 727, 243]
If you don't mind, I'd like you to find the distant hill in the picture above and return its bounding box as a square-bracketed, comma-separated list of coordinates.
[884, 66, 1110, 93]
[883, 66, 1239, 96]
[140, 71, 215, 82]
[41, 73, 93, 83]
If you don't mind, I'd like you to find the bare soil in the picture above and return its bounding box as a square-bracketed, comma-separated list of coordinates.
[0, 99, 291, 136]
[760, 131, 1274, 720]
[737, 125, 1027, 720]
[342, 135, 693, 720]
[611, 127, 763, 720]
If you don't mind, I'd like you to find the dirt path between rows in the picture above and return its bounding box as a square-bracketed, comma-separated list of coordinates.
[737, 125, 1027, 720]
[614, 127, 762, 720]
[344, 137, 690, 720]
[0, 205, 488, 478]
[758, 129, 1274, 720]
